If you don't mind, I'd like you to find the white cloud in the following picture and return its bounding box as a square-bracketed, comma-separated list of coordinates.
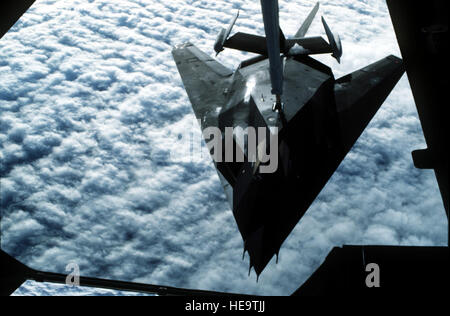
[1, 0, 447, 296]
[12, 280, 150, 296]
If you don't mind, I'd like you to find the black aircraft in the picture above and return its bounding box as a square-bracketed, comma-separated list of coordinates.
[1, 0, 447, 297]
[172, 1, 405, 276]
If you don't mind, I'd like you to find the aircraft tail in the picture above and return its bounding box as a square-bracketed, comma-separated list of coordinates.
[294, 2, 320, 38]
[214, 11, 239, 55]
[215, 2, 340, 63]
[322, 16, 343, 63]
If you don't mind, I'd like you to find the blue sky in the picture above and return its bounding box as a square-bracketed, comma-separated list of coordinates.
[1, 0, 447, 296]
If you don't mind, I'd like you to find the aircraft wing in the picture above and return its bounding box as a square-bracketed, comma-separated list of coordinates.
[172, 43, 235, 208]
[224, 32, 332, 57]
[295, 2, 320, 38]
[286, 36, 333, 55]
[172, 43, 232, 129]
[334, 55, 405, 152]
[1, 2, 36, 40]
[224, 32, 268, 55]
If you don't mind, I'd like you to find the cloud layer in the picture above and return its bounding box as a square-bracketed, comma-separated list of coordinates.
[1, 0, 447, 295]
[12, 280, 149, 296]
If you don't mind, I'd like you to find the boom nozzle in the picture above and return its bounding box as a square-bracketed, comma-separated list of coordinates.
[272, 94, 284, 112]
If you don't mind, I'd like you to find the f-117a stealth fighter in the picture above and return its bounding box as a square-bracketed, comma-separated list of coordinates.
[172, 1, 405, 277]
